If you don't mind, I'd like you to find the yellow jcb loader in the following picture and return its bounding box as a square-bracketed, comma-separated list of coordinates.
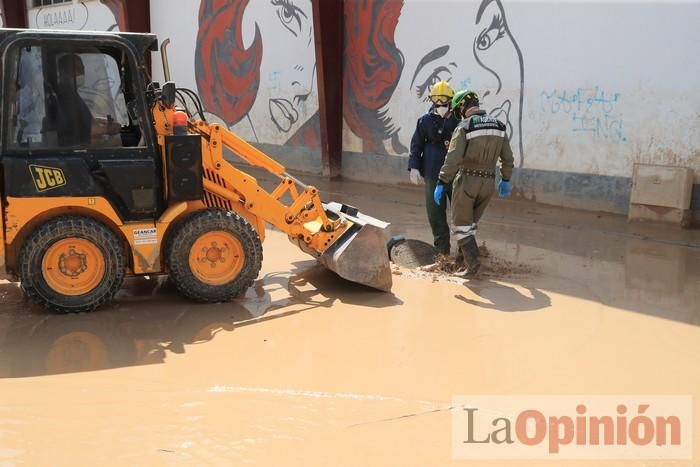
[0, 29, 391, 313]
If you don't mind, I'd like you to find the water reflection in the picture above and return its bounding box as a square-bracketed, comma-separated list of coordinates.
[0, 279, 247, 378]
[0, 260, 401, 378]
[457, 224, 700, 325]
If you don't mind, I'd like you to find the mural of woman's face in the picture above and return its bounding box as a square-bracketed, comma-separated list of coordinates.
[239, 0, 318, 143]
[386, 0, 524, 164]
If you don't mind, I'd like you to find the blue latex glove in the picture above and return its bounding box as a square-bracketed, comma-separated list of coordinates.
[498, 179, 511, 198]
[433, 182, 445, 205]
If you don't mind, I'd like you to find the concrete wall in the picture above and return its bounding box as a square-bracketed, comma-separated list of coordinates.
[148, 0, 699, 223]
[340, 0, 700, 222]
[24, 1, 697, 221]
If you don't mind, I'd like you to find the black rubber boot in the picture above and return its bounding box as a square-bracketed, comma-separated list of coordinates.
[458, 236, 480, 275]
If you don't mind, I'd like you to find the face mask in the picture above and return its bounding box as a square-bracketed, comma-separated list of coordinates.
[75, 75, 85, 87]
[436, 106, 448, 118]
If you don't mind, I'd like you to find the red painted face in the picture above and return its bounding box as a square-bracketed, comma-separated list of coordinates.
[196, 0, 263, 128]
[344, 0, 524, 164]
[196, 0, 319, 146]
[343, 0, 405, 152]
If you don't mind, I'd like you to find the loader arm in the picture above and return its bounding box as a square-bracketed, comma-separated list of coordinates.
[153, 103, 392, 291]
[193, 121, 344, 254]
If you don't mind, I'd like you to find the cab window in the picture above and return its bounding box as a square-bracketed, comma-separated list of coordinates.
[7, 46, 46, 148]
[6, 43, 145, 150]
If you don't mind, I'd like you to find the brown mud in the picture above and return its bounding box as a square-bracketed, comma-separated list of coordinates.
[0, 170, 699, 466]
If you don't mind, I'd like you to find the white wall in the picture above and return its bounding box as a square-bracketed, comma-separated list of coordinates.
[151, 1, 700, 184]
[511, 1, 700, 182]
[339, 0, 700, 182]
[149, 0, 199, 90]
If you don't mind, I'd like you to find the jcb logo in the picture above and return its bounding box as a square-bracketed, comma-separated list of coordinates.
[29, 165, 67, 192]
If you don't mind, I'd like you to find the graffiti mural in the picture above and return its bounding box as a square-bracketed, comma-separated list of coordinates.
[28, 0, 123, 31]
[193, 0, 524, 159]
[344, 0, 525, 166]
[151, 0, 700, 197]
[195, 0, 321, 147]
[343, 0, 405, 154]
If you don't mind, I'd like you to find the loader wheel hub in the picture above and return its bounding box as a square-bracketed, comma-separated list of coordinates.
[189, 231, 244, 285]
[206, 247, 222, 263]
[42, 238, 106, 296]
[60, 250, 87, 276]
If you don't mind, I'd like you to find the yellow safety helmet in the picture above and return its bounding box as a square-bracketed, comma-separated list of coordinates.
[428, 80, 455, 105]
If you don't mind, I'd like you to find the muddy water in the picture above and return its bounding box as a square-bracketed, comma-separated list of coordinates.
[1, 178, 699, 465]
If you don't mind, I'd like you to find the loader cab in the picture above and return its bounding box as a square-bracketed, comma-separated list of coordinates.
[0, 30, 161, 221]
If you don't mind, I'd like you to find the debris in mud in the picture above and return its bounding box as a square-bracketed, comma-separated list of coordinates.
[418, 242, 533, 279]
[388, 239, 534, 282]
[420, 254, 461, 274]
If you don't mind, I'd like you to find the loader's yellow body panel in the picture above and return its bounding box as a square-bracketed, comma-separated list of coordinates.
[3, 197, 210, 276]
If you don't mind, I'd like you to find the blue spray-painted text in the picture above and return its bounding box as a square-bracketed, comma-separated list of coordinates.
[541, 87, 626, 143]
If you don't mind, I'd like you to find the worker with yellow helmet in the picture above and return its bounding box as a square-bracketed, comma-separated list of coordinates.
[407, 80, 460, 256]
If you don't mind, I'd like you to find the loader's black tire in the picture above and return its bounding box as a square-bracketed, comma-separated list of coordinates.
[19, 216, 126, 314]
[166, 209, 262, 303]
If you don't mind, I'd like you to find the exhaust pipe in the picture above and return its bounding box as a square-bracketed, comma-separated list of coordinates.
[160, 38, 171, 81]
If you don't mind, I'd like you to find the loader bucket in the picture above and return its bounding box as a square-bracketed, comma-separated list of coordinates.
[318, 202, 393, 292]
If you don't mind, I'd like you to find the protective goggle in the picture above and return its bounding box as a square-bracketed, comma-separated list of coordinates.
[429, 95, 451, 105]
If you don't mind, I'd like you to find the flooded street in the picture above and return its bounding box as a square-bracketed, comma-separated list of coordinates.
[1, 175, 699, 466]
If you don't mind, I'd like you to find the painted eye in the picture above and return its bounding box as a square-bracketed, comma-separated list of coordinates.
[476, 14, 506, 51]
[477, 28, 500, 51]
[272, 0, 305, 37]
[280, 6, 294, 24]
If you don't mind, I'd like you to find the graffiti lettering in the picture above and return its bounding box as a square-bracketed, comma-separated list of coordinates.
[33, 2, 92, 30]
[43, 8, 75, 28]
[541, 87, 626, 143]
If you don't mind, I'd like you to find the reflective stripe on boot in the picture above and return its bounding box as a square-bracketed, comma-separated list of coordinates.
[453, 223, 477, 242]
